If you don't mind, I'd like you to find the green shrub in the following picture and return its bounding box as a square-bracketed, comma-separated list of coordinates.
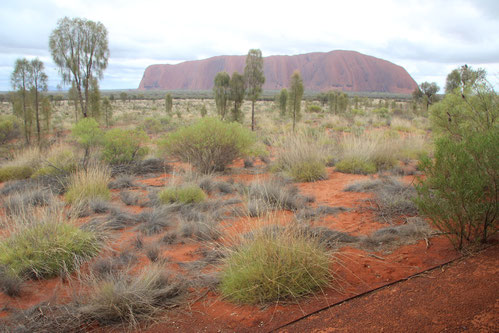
[102, 128, 149, 164]
[220, 226, 331, 304]
[335, 158, 377, 175]
[415, 131, 498, 249]
[160, 117, 257, 173]
[158, 185, 206, 204]
[307, 104, 322, 113]
[0, 209, 101, 279]
[289, 160, 327, 182]
[0, 165, 33, 182]
[139, 116, 171, 134]
[65, 165, 111, 204]
[0, 115, 20, 144]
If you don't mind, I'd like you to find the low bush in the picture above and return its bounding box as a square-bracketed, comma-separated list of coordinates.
[32, 145, 78, 178]
[0, 207, 101, 279]
[101, 128, 149, 165]
[0, 115, 20, 144]
[220, 226, 331, 304]
[160, 117, 257, 173]
[335, 157, 377, 175]
[65, 165, 111, 204]
[0, 165, 33, 182]
[158, 185, 206, 204]
[415, 131, 498, 249]
[289, 160, 327, 182]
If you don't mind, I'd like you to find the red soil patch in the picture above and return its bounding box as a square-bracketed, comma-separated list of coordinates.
[1, 166, 495, 332]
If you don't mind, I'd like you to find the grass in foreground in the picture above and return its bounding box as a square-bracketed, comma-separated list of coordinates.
[65, 164, 111, 204]
[0, 206, 101, 280]
[220, 225, 331, 304]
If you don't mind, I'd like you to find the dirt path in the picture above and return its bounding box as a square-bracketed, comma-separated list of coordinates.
[278, 244, 499, 333]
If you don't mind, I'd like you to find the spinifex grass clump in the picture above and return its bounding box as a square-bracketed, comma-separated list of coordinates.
[220, 225, 331, 304]
[80, 265, 185, 328]
[0, 206, 101, 279]
[65, 164, 111, 204]
[158, 185, 206, 204]
[271, 131, 329, 182]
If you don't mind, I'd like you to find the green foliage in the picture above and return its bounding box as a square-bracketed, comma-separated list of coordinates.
[213, 72, 230, 120]
[335, 157, 377, 175]
[278, 88, 288, 116]
[88, 78, 101, 120]
[289, 71, 304, 132]
[72, 118, 103, 150]
[0, 212, 100, 279]
[139, 116, 170, 134]
[229, 72, 245, 122]
[372, 107, 391, 119]
[0, 165, 33, 182]
[32, 146, 78, 178]
[161, 117, 257, 173]
[327, 91, 349, 114]
[0, 115, 20, 144]
[307, 104, 322, 113]
[289, 160, 327, 182]
[244, 49, 265, 131]
[415, 131, 498, 249]
[102, 96, 112, 127]
[158, 185, 206, 204]
[416, 71, 498, 249]
[50, 17, 109, 117]
[220, 227, 331, 304]
[165, 93, 173, 114]
[101, 128, 149, 164]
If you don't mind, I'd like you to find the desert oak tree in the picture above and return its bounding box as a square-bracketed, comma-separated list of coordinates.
[288, 71, 304, 132]
[213, 71, 231, 120]
[244, 49, 265, 131]
[49, 17, 109, 118]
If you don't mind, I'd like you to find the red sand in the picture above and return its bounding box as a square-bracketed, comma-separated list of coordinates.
[0, 165, 496, 332]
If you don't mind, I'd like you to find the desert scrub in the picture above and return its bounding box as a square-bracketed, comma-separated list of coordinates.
[160, 117, 258, 173]
[32, 144, 78, 177]
[335, 157, 377, 175]
[101, 128, 149, 164]
[65, 164, 111, 204]
[0, 146, 42, 182]
[270, 130, 329, 182]
[80, 264, 185, 328]
[0, 207, 101, 279]
[0, 115, 20, 144]
[220, 226, 331, 304]
[158, 185, 206, 204]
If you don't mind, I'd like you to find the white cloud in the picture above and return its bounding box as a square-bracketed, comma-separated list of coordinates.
[0, 0, 498, 90]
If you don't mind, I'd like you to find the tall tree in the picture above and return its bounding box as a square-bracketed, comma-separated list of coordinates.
[29, 58, 48, 144]
[229, 72, 245, 123]
[165, 93, 173, 114]
[288, 71, 304, 132]
[49, 17, 109, 118]
[418, 82, 440, 111]
[244, 49, 265, 131]
[11, 58, 31, 144]
[278, 88, 288, 116]
[445, 65, 487, 95]
[213, 72, 231, 120]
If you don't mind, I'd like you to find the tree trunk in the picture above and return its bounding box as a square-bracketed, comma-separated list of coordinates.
[35, 85, 41, 144]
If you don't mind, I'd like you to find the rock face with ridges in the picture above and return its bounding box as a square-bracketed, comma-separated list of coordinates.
[138, 50, 417, 93]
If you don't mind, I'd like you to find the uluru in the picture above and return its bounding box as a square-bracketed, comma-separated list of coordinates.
[138, 50, 417, 94]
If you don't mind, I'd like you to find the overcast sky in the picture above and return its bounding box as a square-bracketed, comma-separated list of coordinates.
[1, 0, 498, 92]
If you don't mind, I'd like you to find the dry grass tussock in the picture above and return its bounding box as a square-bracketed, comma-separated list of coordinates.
[65, 163, 112, 205]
